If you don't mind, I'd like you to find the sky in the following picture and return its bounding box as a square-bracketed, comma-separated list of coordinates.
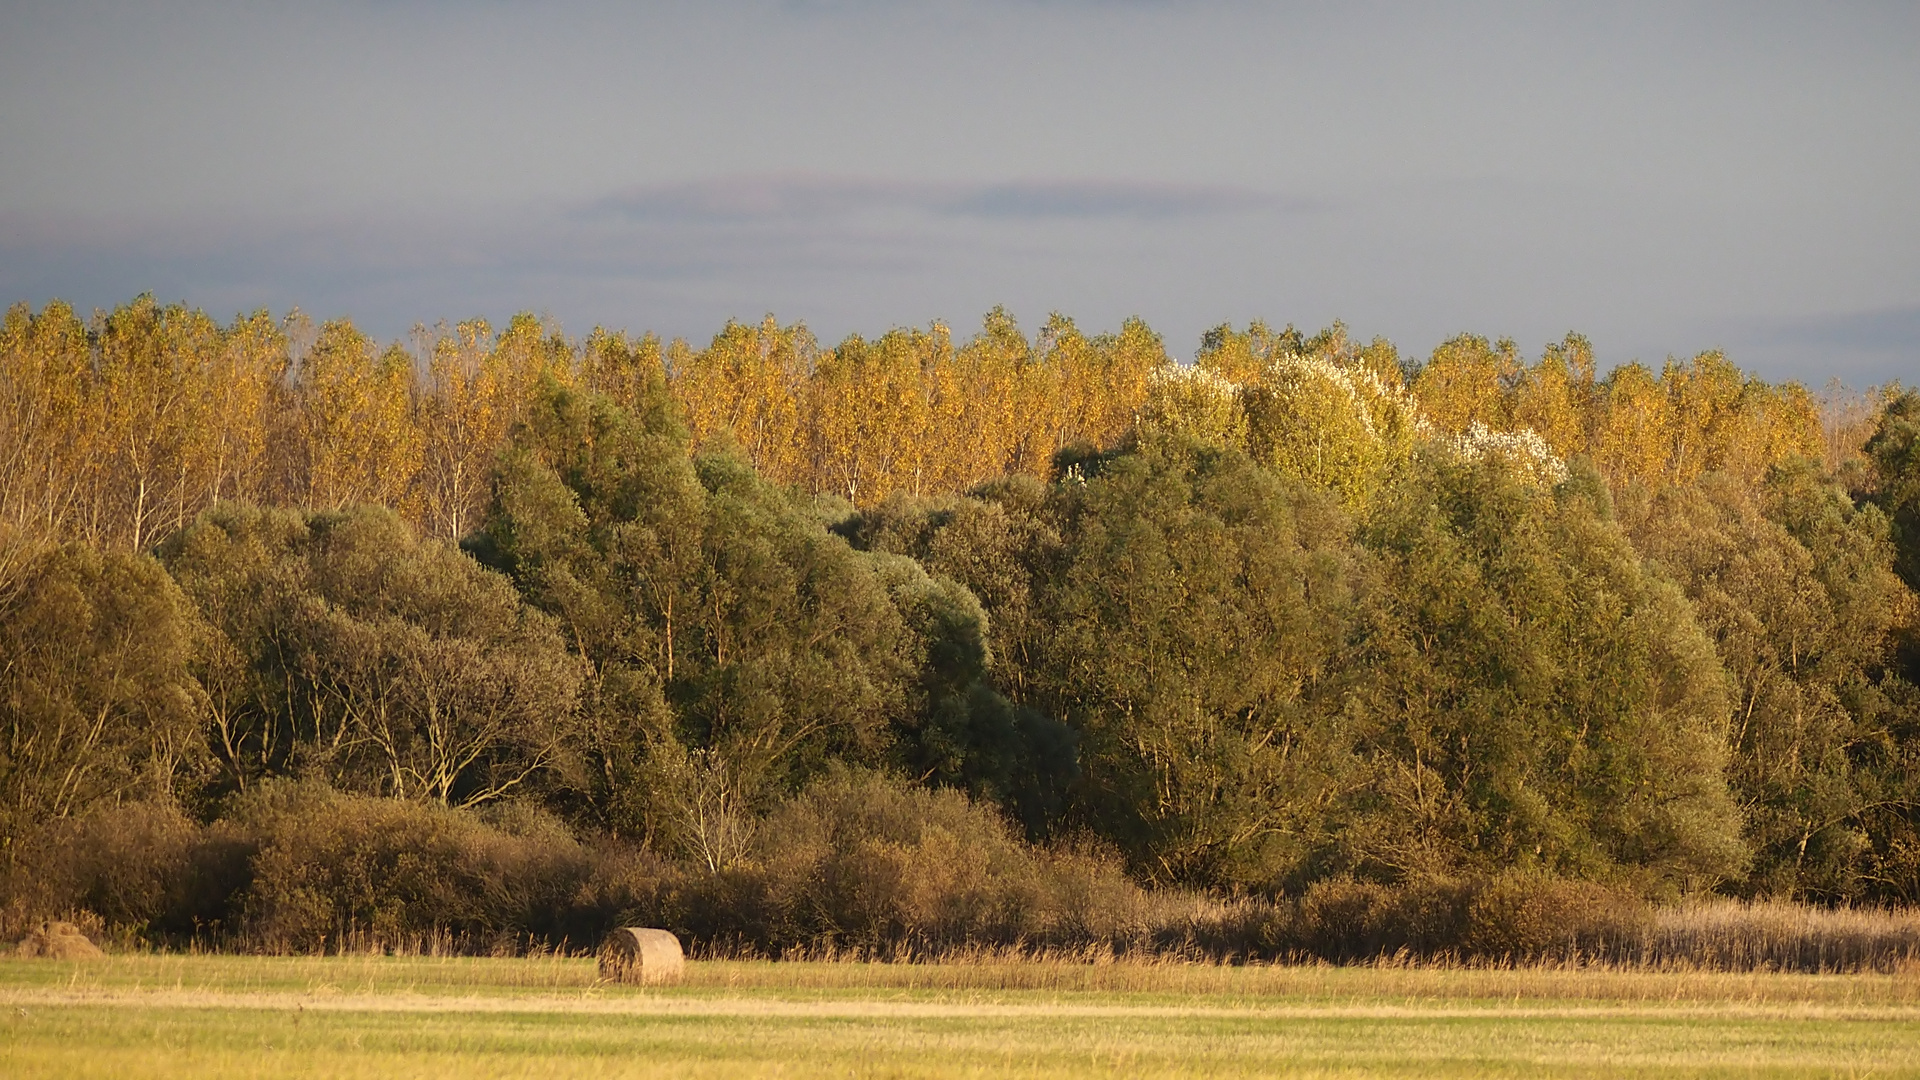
[1, 0, 1916, 384]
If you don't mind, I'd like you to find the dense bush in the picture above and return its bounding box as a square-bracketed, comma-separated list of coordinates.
[642, 768, 1160, 954]
[7, 775, 1920, 971]
[0, 800, 246, 945]
[0, 771, 1217, 958]
[229, 783, 595, 953]
[0, 773, 1153, 956]
[1261, 873, 1649, 962]
[2, 784, 594, 953]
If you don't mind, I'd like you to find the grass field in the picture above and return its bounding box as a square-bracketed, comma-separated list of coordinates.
[3, 954, 1918, 1078]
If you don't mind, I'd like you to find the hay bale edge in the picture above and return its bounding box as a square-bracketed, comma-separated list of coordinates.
[598, 927, 685, 984]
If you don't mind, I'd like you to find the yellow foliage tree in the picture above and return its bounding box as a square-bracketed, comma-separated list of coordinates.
[1664, 351, 1750, 487]
[912, 322, 982, 494]
[580, 328, 666, 418]
[201, 311, 288, 509]
[1027, 314, 1165, 460]
[1091, 317, 1170, 443]
[1594, 362, 1675, 489]
[90, 296, 227, 550]
[420, 319, 508, 540]
[1194, 321, 1295, 386]
[954, 307, 1041, 481]
[1411, 333, 1520, 435]
[0, 294, 1854, 552]
[809, 329, 933, 505]
[1513, 333, 1599, 461]
[1244, 353, 1424, 510]
[1138, 364, 1247, 452]
[298, 319, 421, 514]
[0, 301, 95, 546]
[671, 316, 811, 485]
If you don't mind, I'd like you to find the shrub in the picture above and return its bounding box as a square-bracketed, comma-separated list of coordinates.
[0, 801, 250, 946]
[231, 782, 594, 953]
[602, 768, 1167, 957]
[1261, 873, 1650, 963]
[750, 767, 1055, 950]
[5, 778, 1914, 971]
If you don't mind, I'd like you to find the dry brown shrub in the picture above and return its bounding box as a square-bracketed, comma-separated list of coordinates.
[232, 781, 593, 954]
[596, 769, 1171, 958]
[0, 801, 250, 945]
[1460, 873, 1650, 960]
[5, 775, 1916, 971]
[1253, 873, 1651, 964]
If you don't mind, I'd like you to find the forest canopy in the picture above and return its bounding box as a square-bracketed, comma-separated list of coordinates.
[2, 295, 1917, 936]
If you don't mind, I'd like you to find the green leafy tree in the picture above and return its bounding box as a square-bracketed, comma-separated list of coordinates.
[0, 546, 204, 854]
[849, 475, 1081, 833]
[475, 384, 924, 856]
[873, 439, 1365, 886]
[1346, 455, 1747, 892]
[866, 550, 1076, 835]
[1037, 439, 1365, 886]
[1621, 465, 1920, 898]
[161, 504, 580, 805]
[1865, 391, 1920, 597]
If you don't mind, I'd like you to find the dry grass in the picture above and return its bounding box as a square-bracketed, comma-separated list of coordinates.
[4, 954, 1920, 1078]
[6, 949, 1919, 1009]
[1633, 899, 1920, 972]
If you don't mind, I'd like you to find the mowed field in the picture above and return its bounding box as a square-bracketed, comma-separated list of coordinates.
[2, 954, 1918, 1078]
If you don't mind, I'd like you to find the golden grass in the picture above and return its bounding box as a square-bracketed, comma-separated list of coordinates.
[5, 950, 1919, 1008]
[1638, 899, 1920, 972]
[3, 954, 1920, 1078]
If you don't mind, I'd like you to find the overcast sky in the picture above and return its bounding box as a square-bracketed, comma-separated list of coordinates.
[2, 0, 1916, 383]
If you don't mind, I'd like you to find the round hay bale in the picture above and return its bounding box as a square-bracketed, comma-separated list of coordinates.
[14, 920, 104, 959]
[598, 927, 684, 984]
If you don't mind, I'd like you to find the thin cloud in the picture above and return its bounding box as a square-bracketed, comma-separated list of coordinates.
[583, 175, 1288, 225]
[943, 180, 1281, 219]
[1719, 304, 1920, 385]
[1773, 304, 1920, 353]
[585, 176, 907, 223]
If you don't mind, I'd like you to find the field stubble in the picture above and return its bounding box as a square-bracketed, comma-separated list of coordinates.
[2, 953, 1920, 1078]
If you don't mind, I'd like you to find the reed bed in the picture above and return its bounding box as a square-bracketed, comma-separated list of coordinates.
[681, 897, 1920, 976]
[1633, 899, 1920, 973]
[45, 897, 1919, 976]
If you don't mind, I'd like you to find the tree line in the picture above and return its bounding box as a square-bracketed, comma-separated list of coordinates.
[2, 295, 1917, 924]
[0, 296, 1865, 553]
